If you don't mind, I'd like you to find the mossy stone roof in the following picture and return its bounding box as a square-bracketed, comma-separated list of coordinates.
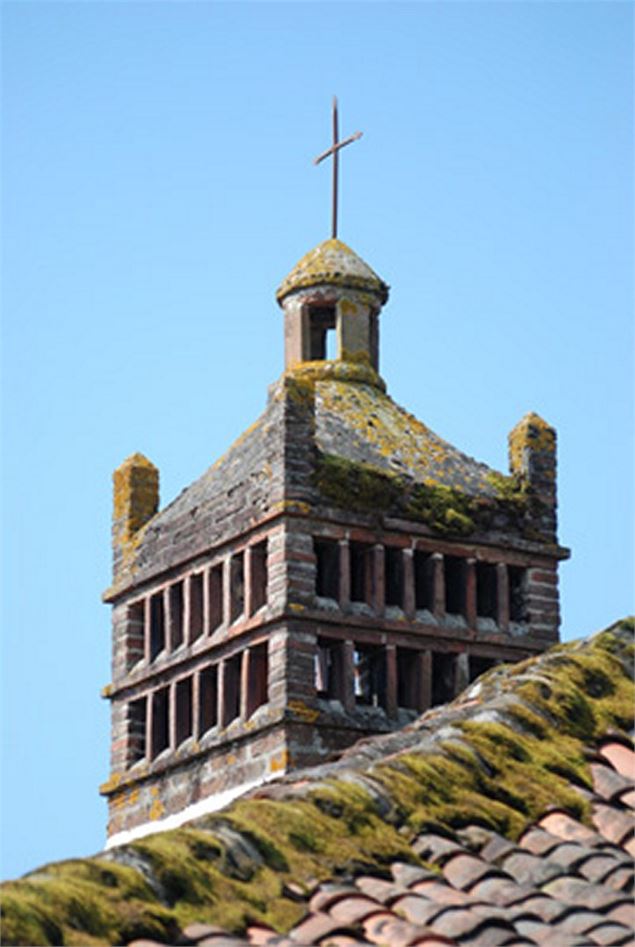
[2, 619, 633, 946]
[313, 374, 497, 497]
[140, 366, 499, 534]
[276, 238, 389, 304]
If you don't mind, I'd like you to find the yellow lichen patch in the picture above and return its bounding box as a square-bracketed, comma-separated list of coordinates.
[339, 299, 359, 316]
[99, 773, 122, 795]
[509, 412, 556, 476]
[285, 358, 385, 392]
[269, 750, 290, 773]
[283, 500, 311, 515]
[276, 238, 388, 304]
[288, 603, 306, 613]
[315, 379, 497, 497]
[112, 453, 159, 539]
[149, 798, 165, 821]
[287, 700, 320, 724]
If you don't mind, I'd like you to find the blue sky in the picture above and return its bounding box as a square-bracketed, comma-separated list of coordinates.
[2, 2, 633, 880]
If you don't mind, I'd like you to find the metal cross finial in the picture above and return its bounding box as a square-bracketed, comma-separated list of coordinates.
[313, 96, 363, 239]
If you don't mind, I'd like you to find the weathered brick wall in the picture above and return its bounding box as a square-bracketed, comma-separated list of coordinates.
[106, 721, 289, 839]
[109, 394, 288, 596]
[526, 564, 561, 642]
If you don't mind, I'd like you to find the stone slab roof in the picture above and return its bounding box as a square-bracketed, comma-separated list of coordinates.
[313, 376, 497, 497]
[2, 618, 633, 946]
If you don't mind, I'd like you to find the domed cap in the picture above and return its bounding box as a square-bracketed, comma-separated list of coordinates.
[276, 238, 389, 306]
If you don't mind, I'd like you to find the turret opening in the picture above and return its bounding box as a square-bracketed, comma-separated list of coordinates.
[308, 304, 336, 360]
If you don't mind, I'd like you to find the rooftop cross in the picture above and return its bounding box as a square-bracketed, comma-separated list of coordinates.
[313, 96, 363, 239]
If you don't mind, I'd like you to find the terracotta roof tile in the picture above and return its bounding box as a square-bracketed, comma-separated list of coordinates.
[183, 924, 232, 941]
[442, 853, 507, 891]
[542, 876, 630, 911]
[413, 834, 465, 864]
[510, 894, 574, 922]
[390, 863, 438, 888]
[328, 897, 384, 926]
[537, 810, 604, 845]
[390, 895, 447, 927]
[441, 918, 515, 945]
[454, 826, 498, 850]
[578, 853, 631, 885]
[354, 876, 406, 904]
[516, 826, 563, 857]
[290, 913, 351, 943]
[624, 835, 635, 858]
[602, 864, 634, 892]
[419, 906, 484, 940]
[479, 834, 518, 865]
[409, 879, 475, 905]
[591, 762, 635, 801]
[619, 788, 635, 810]
[500, 850, 565, 886]
[591, 803, 635, 846]
[361, 916, 431, 947]
[245, 927, 278, 945]
[545, 840, 599, 870]
[310, 886, 361, 914]
[360, 912, 402, 942]
[586, 922, 635, 945]
[598, 742, 635, 780]
[518, 928, 589, 946]
[316, 937, 373, 946]
[606, 901, 635, 928]
[468, 878, 538, 908]
[557, 908, 613, 934]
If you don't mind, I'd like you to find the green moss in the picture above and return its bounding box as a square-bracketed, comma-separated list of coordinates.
[0, 858, 175, 947]
[315, 453, 402, 517]
[315, 452, 533, 537]
[0, 891, 64, 946]
[405, 481, 479, 536]
[486, 470, 527, 503]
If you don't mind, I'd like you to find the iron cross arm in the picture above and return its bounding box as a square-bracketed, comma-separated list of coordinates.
[313, 130, 363, 166]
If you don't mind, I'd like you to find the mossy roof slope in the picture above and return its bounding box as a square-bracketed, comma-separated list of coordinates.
[125, 365, 507, 586]
[313, 375, 498, 498]
[2, 619, 633, 946]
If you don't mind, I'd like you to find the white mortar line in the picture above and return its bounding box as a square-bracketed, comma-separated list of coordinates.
[105, 771, 281, 849]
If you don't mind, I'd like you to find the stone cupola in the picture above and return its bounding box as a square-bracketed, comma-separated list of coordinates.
[276, 238, 389, 372]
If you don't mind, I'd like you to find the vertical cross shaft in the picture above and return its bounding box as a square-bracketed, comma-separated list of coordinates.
[314, 97, 363, 240]
[332, 97, 339, 239]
